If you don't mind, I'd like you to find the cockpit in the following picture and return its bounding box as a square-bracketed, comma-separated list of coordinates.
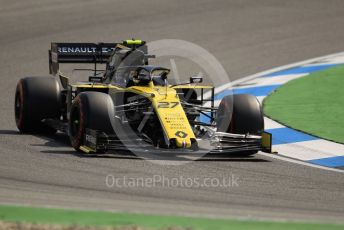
[111, 66, 170, 87]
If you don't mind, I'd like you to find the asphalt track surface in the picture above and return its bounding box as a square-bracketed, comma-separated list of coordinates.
[1, 0, 344, 223]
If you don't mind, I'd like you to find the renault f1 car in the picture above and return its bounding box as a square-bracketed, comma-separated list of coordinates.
[14, 40, 272, 156]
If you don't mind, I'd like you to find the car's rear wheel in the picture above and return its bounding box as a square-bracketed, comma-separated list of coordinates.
[15, 77, 61, 133]
[216, 94, 264, 156]
[69, 92, 115, 151]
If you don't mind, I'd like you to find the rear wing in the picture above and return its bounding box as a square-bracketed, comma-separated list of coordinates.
[49, 42, 147, 75]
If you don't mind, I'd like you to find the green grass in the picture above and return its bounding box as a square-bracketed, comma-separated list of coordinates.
[264, 64, 344, 144]
[0, 205, 343, 230]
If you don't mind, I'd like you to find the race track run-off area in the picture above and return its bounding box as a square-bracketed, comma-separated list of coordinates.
[214, 53, 344, 170]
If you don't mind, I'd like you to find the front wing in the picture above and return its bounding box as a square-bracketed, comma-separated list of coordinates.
[79, 128, 272, 155]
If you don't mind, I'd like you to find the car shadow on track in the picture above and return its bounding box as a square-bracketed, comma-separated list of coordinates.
[0, 129, 23, 135]
[0, 130, 270, 163]
[197, 155, 269, 162]
[42, 149, 270, 163]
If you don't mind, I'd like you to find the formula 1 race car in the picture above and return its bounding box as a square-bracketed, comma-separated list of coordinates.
[14, 40, 272, 156]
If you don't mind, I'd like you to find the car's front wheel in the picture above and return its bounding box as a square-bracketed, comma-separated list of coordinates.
[216, 94, 264, 156]
[69, 92, 115, 151]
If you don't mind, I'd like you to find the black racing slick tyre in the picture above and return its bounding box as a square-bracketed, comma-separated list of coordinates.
[15, 77, 61, 133]
[216, 94, 264, 156]
[69, 92, 114, 151]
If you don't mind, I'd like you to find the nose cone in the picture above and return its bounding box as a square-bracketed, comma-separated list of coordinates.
[175, 138, 191, 148]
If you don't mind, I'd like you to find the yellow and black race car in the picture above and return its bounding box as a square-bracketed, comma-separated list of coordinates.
[14, 40, 271, 156]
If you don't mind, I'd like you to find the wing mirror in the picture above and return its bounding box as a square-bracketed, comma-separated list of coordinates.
[89, 76, 103, 83]
[190, 76, 203, 84]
